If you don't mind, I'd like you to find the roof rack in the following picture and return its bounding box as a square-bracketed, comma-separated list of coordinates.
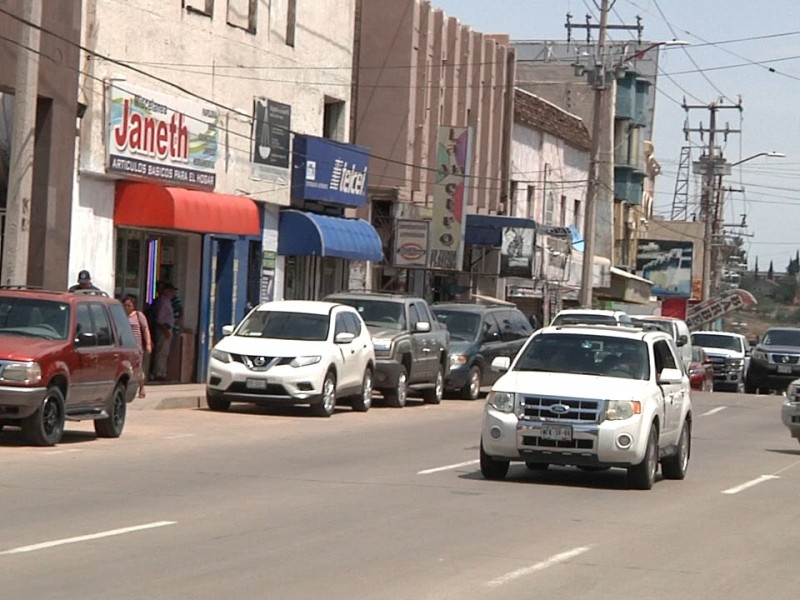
[71, 289, 110, 297]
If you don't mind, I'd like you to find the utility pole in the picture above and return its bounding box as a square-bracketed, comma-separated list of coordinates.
[683, 99, 742, 302]
[569, 1, 642, 308]
[1, 0, 42, 286]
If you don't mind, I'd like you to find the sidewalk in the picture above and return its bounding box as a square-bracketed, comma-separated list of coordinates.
[129, 383, 208, 410]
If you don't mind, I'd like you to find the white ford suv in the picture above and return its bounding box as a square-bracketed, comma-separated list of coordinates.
[206, 301, 375, 417]
[480, 325, 693, 489]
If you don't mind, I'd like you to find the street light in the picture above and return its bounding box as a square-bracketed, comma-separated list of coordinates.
[578, 37, 691, 308]
[729, 151, 785, 167]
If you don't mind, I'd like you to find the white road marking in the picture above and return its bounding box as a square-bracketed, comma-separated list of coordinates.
[722, 475, 779, 495]
[417, 459, 479, 475]
[701, 406, 727, 417]
[164, 434, 196, 440]
[45, 449, 84, 454]
[0, 521, 177, 555]
[486, 546, 592, 587]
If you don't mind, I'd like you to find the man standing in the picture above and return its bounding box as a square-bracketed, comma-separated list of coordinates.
[152, 283, 176, 381]
[68, 270, 100, 292]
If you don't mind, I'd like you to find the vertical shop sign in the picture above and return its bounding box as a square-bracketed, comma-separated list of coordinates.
[251, 98, 291, 183]
[429, 127, 472, 270]
[260, 251, 277, 302]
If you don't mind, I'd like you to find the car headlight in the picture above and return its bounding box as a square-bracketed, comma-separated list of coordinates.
[0, 361, 42, 384]
[605, 400, 641, 421]
[449, 353, 468, 367]
[727, 358, 743, 367]
[372, 339, 392, 352]
[211, 348, 231, 363]
[787, 382, 800, 402]
[487, 391, 515, 413]
[752, 349, 767, 362]
[290, 355, 321, 368]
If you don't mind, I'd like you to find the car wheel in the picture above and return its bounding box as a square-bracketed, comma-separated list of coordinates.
[22, 386, 66, 447]
[351, 368, 373, 413]
[312, 370, 337, 418]
[422, 367, 443, 404]
[384, 366, 408, 408]
[744, 377, 758, 394]
[460, 366, 482, 401]
[627, 426, 658, 490]
[94, 383, 127, 438]
[661, 420, 691, 480]
[480, 441, 509, 480]
[206, 393, 231, 412]
[525, 461, 549, 471]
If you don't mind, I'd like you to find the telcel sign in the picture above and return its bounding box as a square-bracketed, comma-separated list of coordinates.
[291, 135, 369, 208]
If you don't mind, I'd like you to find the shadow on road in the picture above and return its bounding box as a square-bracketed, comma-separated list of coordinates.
[459, 464, 651, 491]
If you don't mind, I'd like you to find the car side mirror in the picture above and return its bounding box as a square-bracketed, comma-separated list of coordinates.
[491, 356, 511, 372]
[414, 321, 431, 333]
[658, 367, 683, 385]
[74, 332, 96, 347]
[221, 325, 234, 336]
[676, 334, 688, 347]
[334, 332, 356, 344]
[483, 330, 500, 343]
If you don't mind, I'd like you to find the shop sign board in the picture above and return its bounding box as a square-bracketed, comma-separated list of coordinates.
[635, 239, 694, 298]
[107, 84, 218, 189]
[685, 289, 757, 330]
[500, 227, 535, 278]
[393, 220, 429, 268]
[291, 135, 369, 208]
[430, 126, 472, 270]
[251, 98, 291, 183]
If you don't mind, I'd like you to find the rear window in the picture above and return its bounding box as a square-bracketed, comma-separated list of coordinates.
[552, 313, 617, 326]
[692, 333, 742, 352]
[432, 310, 481, 341]
[0, 297, 70, 340]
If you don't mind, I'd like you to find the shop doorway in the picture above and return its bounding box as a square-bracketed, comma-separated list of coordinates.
[209, 238, 235, 345]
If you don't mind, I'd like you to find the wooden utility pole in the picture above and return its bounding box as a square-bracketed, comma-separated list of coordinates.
[1, 0, 42, 286]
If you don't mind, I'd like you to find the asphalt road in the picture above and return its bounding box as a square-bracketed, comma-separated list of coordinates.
[1, 390, 798, 600]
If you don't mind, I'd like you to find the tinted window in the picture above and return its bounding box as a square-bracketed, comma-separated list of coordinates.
[432, 310, 481, 341]
[342, 312, 362, 336]
[0, 297, 70, 340]
[237, 310, 329, 341]
[498, 310, 529, 342]
[333, 299, 406, 331]
[408, 304, 421, 329]
[89, 304, 113, 346]
[654, 340, 678, 373]
[762, 329, 800, 347]
[75, 304, 95, 346]
[514, 333, 650, 380]
[334, 313, 349, 336]
[414, 302, 433, 324]
[691, 333, 743, 352]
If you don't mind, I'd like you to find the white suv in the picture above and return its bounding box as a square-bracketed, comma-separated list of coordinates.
[206, 301, 375, 417]
[480, 325, 693, 490]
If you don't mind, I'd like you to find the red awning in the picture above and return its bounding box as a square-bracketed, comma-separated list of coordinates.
[114, 183, 260, 236]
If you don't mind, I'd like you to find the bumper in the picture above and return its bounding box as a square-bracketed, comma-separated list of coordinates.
[481, 408, 649, 467]
[207, 359, 326, 406]
[781, 399, 800, 439]
[0, 385, 47, 419]
[373, 359, 403, 389]
[445, 365, 469, 390]
[747, 362, 800, 389]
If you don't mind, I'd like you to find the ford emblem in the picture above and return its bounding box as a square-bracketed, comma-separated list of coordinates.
[549, 404, 570, 415]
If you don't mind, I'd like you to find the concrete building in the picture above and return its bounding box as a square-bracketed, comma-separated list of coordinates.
[0, 1, 82, 289]
[74, 0, 373, 381]
[353, 0, 515, 301]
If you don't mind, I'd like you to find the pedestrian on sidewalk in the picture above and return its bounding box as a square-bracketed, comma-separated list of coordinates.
[151, 283, 176, 381]
[123, 294, 152, 398]
[69, 270, 101, 292]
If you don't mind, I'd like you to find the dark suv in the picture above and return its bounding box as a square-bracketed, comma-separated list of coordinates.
[0, 287, 140, 446]
[745, 327, 800, 394]
[431, 303, 533, 400]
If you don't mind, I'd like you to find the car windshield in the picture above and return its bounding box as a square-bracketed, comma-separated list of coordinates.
[236, 310, 329, 341]
[432, 310, 481, 341]
[514, 333, 650, 380]
[762, 329, 800, 347]
[333, 299, 406, 331]
[0, 298, 70, 340]
[692, 333, 742, 352]
[551, 313, 617, 326]
[633, 318, 672, 335]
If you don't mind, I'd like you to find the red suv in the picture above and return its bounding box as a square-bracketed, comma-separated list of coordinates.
[0, 287, 140, 446]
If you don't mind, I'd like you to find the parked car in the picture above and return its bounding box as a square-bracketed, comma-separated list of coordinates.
[691, 331, 748, 393]
[781, 379, 800, 445]
[634, 316, 692, 370]
[324, 292, 449, 407]
[687, 346, 714, 392]
[0, 287, 139, 446]
[431, 303, 533, 400]
[479, 324, 692, 490]
[206, 301, 375, 417]
[550, 308, 633, 327]
[745, 327, 800, 394]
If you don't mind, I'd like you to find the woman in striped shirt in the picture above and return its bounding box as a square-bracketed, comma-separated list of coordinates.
[123, 294, 153, 398]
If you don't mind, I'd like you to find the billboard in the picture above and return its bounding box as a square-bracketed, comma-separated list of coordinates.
[636, 240, 694, 298]
[291, 135, 369, 208]
[500, 227, 535, 278]
[429, 126, 472, 270]
[251, 98, 291, 183]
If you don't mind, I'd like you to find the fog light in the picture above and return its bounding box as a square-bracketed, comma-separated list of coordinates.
[297, 382, 313, 391]
[490, 426, 502, 439]
[616, 433, 633, 449]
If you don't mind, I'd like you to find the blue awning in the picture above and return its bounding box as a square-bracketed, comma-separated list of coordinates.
[278, 209, 383, 261]
[465, 214, 537, 247]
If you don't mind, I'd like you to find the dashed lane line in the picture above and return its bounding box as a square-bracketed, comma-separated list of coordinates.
[417, 459, 480, 475]
[700, 406, 727, 417]
[486, 546, 593, 587]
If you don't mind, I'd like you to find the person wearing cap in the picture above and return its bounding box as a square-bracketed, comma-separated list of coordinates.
[69, 270, 100, 292]
[151, 282, 176, 381]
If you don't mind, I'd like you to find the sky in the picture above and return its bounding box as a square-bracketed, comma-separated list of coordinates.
[432, 0, 800, 271]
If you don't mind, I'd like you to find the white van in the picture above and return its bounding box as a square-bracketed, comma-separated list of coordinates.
[634, 316, 693, 370]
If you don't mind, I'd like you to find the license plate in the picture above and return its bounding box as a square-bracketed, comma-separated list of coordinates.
[246, 378, 268, 390]
[541, 424, 573, 441]
[778, 365, 792, 374]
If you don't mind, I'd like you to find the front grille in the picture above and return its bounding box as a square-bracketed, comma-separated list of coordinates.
[708, 356, 726, 375]
[227, 382, 289, 396]
[770, 354, 800, 365]
[520, 395, 600, 421]
[231, 355, 289, 371]
[522, 436, 593, 450]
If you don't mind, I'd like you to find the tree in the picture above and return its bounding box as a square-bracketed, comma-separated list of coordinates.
[768, 260, 775, 280]
[788, 254, 799, 277]
[754, 257, 759, 279]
